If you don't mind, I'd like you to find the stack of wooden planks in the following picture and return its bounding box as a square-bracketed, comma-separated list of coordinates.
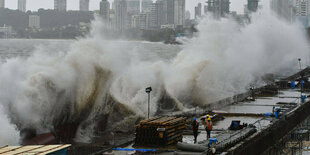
[135, 116, 186, 146]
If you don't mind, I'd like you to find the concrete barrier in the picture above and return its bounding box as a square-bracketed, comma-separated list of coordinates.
[176, 142, 208, 152]
[225, 101, 310, 155]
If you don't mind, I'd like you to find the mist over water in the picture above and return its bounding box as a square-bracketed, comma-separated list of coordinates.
[0, 8, 309, 144]
[0, 104, 19, 146]
[175, 10, 309, 104]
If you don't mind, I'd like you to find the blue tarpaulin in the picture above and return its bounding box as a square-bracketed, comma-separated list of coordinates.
[274, 108, 280, 119]
[264, 113, 273, 116]
[302, 95, 306, 103]
[291, 81, 295, 89]
[112, 148, 156, 152]
[209, 138, 217, 147]
[48, 149, 67, 155]
[301, 80, 305, 89]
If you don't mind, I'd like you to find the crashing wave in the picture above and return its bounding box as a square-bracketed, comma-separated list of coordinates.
[0, 8, 309, 144]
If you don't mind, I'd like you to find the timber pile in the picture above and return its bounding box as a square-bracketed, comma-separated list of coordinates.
[135, 116, 186, 146]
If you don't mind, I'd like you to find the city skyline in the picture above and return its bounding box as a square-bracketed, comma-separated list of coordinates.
[1, 0, 270, 17]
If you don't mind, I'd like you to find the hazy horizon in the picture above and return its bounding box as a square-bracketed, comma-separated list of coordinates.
[3, 0, 269, 18]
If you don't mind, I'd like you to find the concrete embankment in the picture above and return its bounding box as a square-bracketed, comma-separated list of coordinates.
[225, 100, 310, 155]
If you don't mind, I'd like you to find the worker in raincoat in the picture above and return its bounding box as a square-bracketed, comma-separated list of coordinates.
[192, 117, 199, 143]
[205, 118, 213, 139]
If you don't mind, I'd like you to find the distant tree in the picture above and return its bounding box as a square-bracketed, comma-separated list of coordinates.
[0, 8, 94, 37]
[0, 32, 5, 38]
[34, 9, 94, 28]
[0, 8, 28, 30]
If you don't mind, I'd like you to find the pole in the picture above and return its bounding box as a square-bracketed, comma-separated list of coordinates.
[148, 92, 150, 119]
[298, 58, 302, 103]
[145, 87, 152, 119]
[298, 58, 302, 71]
[301, 81, 303, 104]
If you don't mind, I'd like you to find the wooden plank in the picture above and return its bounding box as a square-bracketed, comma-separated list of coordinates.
[139, 116, 161, 125]
[0, 146, 24, 154]
[15, 145, 47, 155]
[135, 116, 185, 146]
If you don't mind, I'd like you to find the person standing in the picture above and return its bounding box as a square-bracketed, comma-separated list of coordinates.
[205, 117, 213, 139]
[192, 117, 199, 143]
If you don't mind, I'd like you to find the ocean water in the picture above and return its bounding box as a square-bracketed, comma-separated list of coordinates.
[0, 39, 181, 61]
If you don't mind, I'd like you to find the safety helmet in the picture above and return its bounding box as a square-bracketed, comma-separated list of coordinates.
[206, 114, 210, 118]
[207, 118, 211, 121]
[193, 117, 196, 121]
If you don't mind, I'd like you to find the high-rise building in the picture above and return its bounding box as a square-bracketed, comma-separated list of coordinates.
[54, 0, 67, 11]
[161, 0, 168, 24]
[138, 13, 148, 29]
[127, 0, 140, 13]
[295, 0, 309, 16]
[127, 12, 136, 29]
[185, 10, 192, 28]
[206, 0, 214, 13]
[149, 2, 162, 29]
[109, 10, 115, 27]
[131, 15, 140, 28]
[195, 3, 202, 19]
[206, 0, 230, 18]
[112, 1, 115, 10]
[156, 0, 165, 26]
[29, 15, 40, 29]
[126, 0, 140, 28]
[204, 5, 208, 14]
[18, 0, 26, 12]
[174, 0, 185, 26]
[247, 0, 258, 12]
[155, 0, 186, 28]
[149, 3, 157, 29]
[162, 0, 175, 25]
[185, 10, 191, 20]
[142, 0, 153, 12]
[271, 0, 295, 22]
[100, 0, 110, 21]
[221, 0, 230, 16]
[244, 4, 249, 15]
[0, 0, 5, 8]
[114, 0, 127, 31]
[80, 0, 89, 11]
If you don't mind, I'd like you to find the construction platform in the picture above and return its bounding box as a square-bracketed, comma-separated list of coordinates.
[10, 67, 310, 155]
[106, 87, 310, 155]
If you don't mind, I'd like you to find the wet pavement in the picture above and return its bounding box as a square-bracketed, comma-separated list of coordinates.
[213, 116, 259, 130]
[182, 90, 307, 146]
[221, 90, 301, 114]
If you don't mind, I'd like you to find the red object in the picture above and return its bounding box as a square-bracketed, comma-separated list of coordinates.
[192, 121, 199, 131]
[24, 133, 57, 145]
[206, 121, 213, 131]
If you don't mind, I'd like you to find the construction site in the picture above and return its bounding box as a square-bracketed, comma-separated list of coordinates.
[1, 66, 310, 155]
[101, 67, 310, 155]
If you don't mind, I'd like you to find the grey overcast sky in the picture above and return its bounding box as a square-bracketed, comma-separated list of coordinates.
[4, 0, 269, 15]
